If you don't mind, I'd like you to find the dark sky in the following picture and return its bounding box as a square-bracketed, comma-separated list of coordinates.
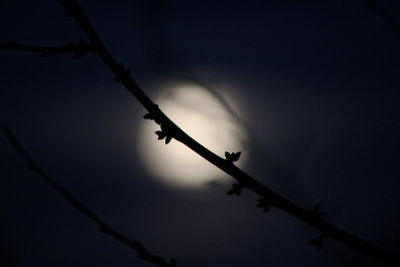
[1, 0, 400, 266]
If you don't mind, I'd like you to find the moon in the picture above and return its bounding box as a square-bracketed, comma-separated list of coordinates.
[138, 83, 247, 189]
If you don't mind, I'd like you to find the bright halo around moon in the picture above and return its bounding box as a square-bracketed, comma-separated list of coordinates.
[138, 83, 247, 189]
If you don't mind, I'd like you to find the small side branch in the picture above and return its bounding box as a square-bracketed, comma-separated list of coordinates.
[2, 126, 176, 267]
[0, 40, 92, 58]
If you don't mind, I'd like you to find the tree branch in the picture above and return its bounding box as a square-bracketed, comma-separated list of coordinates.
[2, 0, 399, 265]
[0, 40, 91, 58]
[55, 0, 400, 265]
[1, 126, 176, 267]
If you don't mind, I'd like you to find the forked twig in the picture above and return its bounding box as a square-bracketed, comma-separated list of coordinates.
[1, 126, 176, 267]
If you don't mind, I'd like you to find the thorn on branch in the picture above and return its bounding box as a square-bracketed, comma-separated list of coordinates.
[225, 151, 241, 163]
[143, 113, 153, 120]
[309, 235, 325, 251]
[256, 198, 273, 213]
[143, 111, 162, 125]
[113, 63, 131, 82]
[309, 203, 326, 218]
[227, 183, 244, 196]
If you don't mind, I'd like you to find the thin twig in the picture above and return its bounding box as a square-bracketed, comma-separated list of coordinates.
[0, 40, 91, 58]
[1, 126, 176, 267]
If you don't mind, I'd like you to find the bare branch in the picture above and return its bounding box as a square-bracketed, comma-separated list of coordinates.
[1, 126, 176, 267]
[0, 40, 92, 58]
[54, 0, 400, 265]
[1, 0, 399, 265]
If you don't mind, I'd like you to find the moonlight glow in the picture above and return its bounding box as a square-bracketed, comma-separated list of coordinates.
[138, 83, 247, 189]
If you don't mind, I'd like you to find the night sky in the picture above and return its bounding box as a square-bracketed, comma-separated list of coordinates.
[1, 0, 400, 266]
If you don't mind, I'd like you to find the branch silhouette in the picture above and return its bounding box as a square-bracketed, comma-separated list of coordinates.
[1, 126, 176, 267]
[0, 40, 91, 58]
[1, 0, 399, 266]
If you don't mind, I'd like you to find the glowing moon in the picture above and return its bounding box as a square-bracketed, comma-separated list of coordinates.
[138, 83, 247, 189]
